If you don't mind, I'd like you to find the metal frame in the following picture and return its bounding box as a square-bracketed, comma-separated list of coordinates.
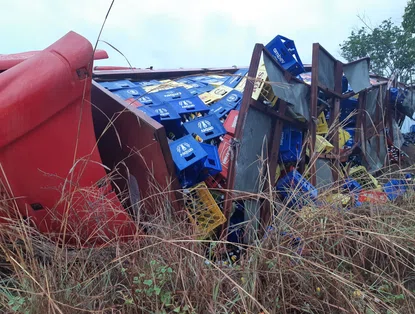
[221, 42, 394, 239]
[222, 44, 310, 236]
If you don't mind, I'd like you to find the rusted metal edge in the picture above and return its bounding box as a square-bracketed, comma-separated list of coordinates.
[93, 66, 244, 81]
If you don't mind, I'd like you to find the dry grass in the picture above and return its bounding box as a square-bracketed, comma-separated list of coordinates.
[0, 182, 414, 314]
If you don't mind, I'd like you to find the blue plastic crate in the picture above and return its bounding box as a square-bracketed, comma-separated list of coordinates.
[222, 90, 243, 109]
[152, 87, 193, 102]
[344, 128, 355, 148]
[223, 69, 249, 88]
[136, 106, 161, 123]
[135, 80, 162, 87]
[112, 86, 146, 100]
[208, 101, 234, 119]
[137, 94, 161, 106]
[149, 103, 181, 121]
[199, 143, 222, 179]
[343, 178, 362, 193]
[169, 135, 208, 187]
[188, 85, 215, 96]
[183, 115, 226, 142]
[191, 76, 228, 85]
[169, 96, 210, 116]
[340, 98, 358, 124]
[149, 103, 182, 134]
[389, 87, 406, 105]
[99, 80, 137, 91]
[265, 35, 305, 76]
[279, 125, 303, 163]
[176, 78, 195, 85]
[276, 170, 317, 207]
[383, 179, 407, 201]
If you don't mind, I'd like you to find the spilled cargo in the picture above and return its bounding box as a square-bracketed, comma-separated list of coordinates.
[1, 30, 415, 248]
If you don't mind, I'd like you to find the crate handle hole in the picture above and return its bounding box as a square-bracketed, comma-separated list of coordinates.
[184, 153, 196, 161]
[208, 158, 216, 166]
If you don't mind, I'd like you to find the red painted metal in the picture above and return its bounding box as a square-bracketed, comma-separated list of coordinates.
[0, 31, 136, 244]
[223, 110, 239, 136]
[94, 66, 137, 71]
[0, 49, 108, 71]
[91, 82, 182, 217]
[217, 135, 233, 183]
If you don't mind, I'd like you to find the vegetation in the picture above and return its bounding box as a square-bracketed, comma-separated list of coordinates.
[0, 181, 415, 313]
[340, 0, 415, 83]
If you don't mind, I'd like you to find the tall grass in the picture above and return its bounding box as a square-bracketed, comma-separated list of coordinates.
[0, 178, 414, 313]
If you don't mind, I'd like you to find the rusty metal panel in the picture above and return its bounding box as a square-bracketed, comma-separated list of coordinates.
[91, 81, 180, 217]
[234, 107, 272, 194]
[343, 59, 371, 93]
[363, 140, 383, 172]
[93, 67, 241, 81]
[315, 159, 334, 190]
[263, 54, 310, 121]
[317, 48, 335, 90]
[369, 132, 388, 166]
[365, 87, 380, 129]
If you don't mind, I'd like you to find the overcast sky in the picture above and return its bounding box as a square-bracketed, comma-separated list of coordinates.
[1, 0, 410, 69]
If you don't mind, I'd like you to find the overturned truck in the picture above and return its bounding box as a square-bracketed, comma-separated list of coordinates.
[0, 31, 413, 246]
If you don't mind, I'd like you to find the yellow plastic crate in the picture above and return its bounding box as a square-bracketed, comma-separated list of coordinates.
[349, 166, 380, 190]
[339, 128, 351, 148]
[306, 135, 334, 156]
[325, 193, 352, 207]
[199, 92, 216, 105]
[184, 182, 227, 238]
[317, 112, 329, 134]
[251, 63, 278, 107]
[206, 85, 233, 102]
[234, 75, 247, 92]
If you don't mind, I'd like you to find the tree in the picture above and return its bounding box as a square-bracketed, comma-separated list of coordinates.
[403, 0, 415, 33]
[340, 1, 415, 84]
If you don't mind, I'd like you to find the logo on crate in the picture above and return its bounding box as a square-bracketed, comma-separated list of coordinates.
[214, 88, 228, 96]
[178, 100, 195, 109]
[127, 89, 140, 96]
[226, 93, 239, 103]
[253, 70, 266, 94]
[231, 115, 238, 128]
[139, 96, 152, 103]
[272, 48, 286, 64]
[176, 142, 194, 157]
[164, 91, 181, 98]
[198, 120, 214, 133]
[213, 106, 224, 113]
[155, 108, 169, 117]
[222, 147, 230, 166]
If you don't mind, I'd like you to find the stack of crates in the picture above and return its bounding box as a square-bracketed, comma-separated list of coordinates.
[98, 68, 248, 236]
[169, 135, 208, 188]
[97, 68, 245, 188]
